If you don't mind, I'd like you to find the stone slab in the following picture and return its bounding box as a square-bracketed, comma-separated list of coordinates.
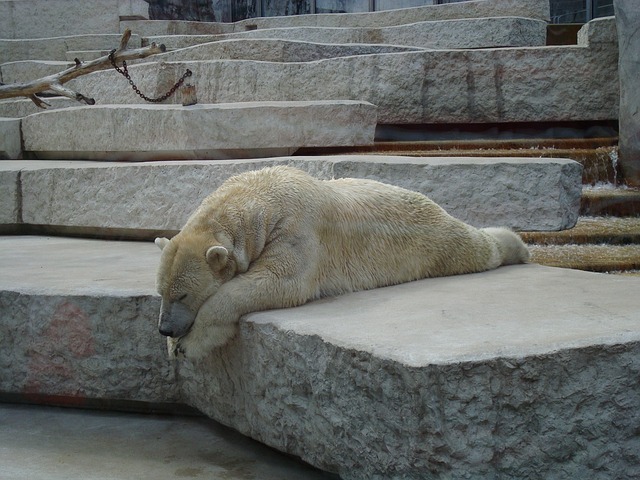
[148, 17, 547, 51]
[0, 0, 148, 40]
[0, 98, 88, 119]
[120, 0, 549, 36]
[0, 34, 142, 64]
[0, 236, 174, 404]
[0, 117, 21, 159]
[21, 101, 377, 161]
[0, 236, 638, 479]
[69, 18, 619, 125]
[156, 38, 423, 63]
[0, 60, 71, 85]
[0, 404, 337, 480]
[231, 0, 550, 30]
[613, 1, 640, 186]
[0, 156, 582, 233]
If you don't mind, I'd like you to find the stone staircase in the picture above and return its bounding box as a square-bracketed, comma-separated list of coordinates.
[1, 1, 639, 479]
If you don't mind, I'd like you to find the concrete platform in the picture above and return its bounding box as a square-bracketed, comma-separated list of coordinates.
[0, 403, 337, 480]
[21, 101, 377, 161]
[147, 17, 547, 51]
[0, 118, 21, 159]
[0, 0, 148, 40]
[68, 17, 619, 125]
[0, 156, 582, 233]
[0, 235, 638, 479]
[120, 0, 550, 35]
[0, 34, 142, 64]
[155, 38, 423, 63]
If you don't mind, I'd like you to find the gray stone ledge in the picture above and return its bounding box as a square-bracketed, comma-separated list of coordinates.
[0, 156, 581, 233]
[1, 235, 638, 479]
[68, 20, 619, 125]
[0, 60, 72, 85]
[181, 264, 640, 479]
[0, 117, 21, 160]
[0, 0, 148, 40]
[120, 0, 550, 35]
[147, 17, 547, 51]
[21, 101, 377, 161]
[0, 34, 142, 64]
[156, 39, 424, 63]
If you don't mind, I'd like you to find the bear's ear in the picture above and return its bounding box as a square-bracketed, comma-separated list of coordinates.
[206, 246, 229, 271]
[155, 237, 170, 250]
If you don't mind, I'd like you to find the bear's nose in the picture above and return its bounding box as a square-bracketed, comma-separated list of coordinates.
[158, 326, 174, 337]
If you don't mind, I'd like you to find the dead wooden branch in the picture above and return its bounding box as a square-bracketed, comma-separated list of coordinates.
[0, 28, 166, 108]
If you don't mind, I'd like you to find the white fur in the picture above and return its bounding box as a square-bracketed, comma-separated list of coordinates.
[155, 166, 529, 360]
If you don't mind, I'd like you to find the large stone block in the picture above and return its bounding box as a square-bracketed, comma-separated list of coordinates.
[177, 265, 640, 479]
[0, 167, 19, 227]
[0, 34, 142, 64]
[0, 236, 175, 405]
[157, 39, 422, 63]
[21, 101, 377, 161]
[0, 0, 148, 40]
[3, 156, 581, 234]
[232, 0, 550, 29]
[0, 117, 21, 160]
[148, 17, 547, 50]
[3, 235, 637, 478]
[0, 60, 71, 85]
[613, 0, 640, 186]
[68, 17, 618, 125]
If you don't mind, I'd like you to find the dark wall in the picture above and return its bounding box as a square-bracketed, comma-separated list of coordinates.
[146, 0, 217, 21]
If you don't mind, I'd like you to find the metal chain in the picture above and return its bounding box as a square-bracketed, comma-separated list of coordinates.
[108, 49, 192, 103]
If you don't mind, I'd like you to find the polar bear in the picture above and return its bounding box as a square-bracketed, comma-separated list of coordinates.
[155, 166, 529, 360]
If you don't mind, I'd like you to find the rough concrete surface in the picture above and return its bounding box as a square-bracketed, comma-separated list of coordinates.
[21, 101, 377, 160]
[0, 60, 72, 85]
[0, 117, 21, 160]
[149, 17, 547, 51]
[178, 265, 640, 479]
[0, 0, 148, 40]
[231, 0, 550, 30]
[0, 156, 582, 233]
[0, 34, 142, 64]
[0, 236, 174, 404]
[1, 236, 638, 479]
[614, 0, 640, 186]
[0, 403, 337, 480]
[69, 18, 618, 125]
[156, 38, 423, 63]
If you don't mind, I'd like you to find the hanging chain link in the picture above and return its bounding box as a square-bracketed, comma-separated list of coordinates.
[108, 49, 192, 103]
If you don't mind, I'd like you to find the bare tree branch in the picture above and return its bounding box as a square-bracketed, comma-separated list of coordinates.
[0, 28, 166, 108]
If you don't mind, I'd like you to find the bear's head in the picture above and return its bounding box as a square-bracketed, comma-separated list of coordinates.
[154, 232, 235, 341]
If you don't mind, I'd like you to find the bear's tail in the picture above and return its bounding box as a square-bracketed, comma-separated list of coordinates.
[482, 227, 530, 266]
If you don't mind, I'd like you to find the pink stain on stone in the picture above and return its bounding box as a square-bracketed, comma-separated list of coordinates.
[24, 301, 95, 398]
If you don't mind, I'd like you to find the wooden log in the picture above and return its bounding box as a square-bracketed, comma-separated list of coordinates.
[0, 29, 166, 108]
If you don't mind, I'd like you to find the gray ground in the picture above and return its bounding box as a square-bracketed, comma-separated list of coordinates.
[0, 403, 339, 480]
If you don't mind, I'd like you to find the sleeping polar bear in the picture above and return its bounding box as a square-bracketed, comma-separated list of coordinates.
[155, 166, 529, 360]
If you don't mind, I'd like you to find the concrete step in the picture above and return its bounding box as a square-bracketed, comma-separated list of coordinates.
[0, 0, 148, 40]
[144, 17, 547, 51]
[304, 137, 620, 184]
[0, 156, 582, 235]
[154, 38, 423, 63]
[1, 235, 638, 479]
[120, 0, 550, 35]
[18, 101, 376, 161]
[0, 34, 142, 63]
[65, 17, 618, 126]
